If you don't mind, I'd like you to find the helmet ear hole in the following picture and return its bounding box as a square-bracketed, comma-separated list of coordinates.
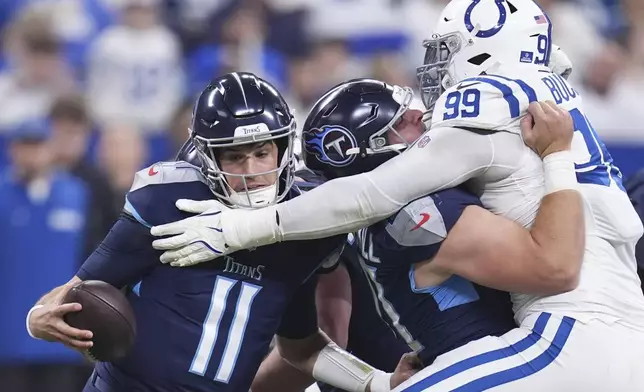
[468, 53, 491, 65]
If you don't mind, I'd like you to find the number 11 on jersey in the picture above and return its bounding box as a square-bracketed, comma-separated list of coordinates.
[189, 276, 262, 383]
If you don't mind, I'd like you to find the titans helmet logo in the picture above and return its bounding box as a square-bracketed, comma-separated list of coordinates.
[304, 125, 358, 167]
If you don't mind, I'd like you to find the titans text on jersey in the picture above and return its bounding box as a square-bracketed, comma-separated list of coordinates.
[78, 162, 344, 392]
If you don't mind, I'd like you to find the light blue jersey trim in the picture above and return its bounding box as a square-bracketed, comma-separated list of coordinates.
[124, 197, 152, 228]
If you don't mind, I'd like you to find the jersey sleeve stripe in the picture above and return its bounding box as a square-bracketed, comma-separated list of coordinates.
[462, 77, 520, 118]
[487, 74, 537, 103]
[131, 280, 142, 296]
[408, 273, 480, 311]
[124, 197, 153, 228]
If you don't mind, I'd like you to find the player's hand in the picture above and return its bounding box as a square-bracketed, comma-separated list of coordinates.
[521, 101, 574, 159]
[150, 199, 234, 267]
[28, 286, 93, 351]
[390, 352, 423, 389]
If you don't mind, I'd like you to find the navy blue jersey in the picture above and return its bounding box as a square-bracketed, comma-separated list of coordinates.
[296, 169, 408, 369]
[77, 161, 344, 392]
[357, 187, 516, 366]
[342, 242, 410, 370]
[296, 171, 410, 392]
[318, 243, 411, 392]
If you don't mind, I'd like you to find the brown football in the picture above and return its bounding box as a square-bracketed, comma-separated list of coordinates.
[63, 280, 136, 361]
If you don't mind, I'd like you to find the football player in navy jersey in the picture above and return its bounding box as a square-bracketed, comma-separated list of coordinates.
[249, 78, 582, 389]
[316, 244, 412, 392]
[252, 170, 411, 392]
[297, 169, 410, 380]
[299, 79, 517, 368]
[25, 73, 417, 392]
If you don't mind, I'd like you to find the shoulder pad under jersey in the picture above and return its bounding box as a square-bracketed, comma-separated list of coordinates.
[431, 74, 544, 133]
[385, 195, 448, 247]
[124, 161, 211, 227]
[384, 187, 482, 248]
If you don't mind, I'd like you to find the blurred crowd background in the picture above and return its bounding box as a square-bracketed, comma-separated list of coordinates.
[0, 0, 643, 391]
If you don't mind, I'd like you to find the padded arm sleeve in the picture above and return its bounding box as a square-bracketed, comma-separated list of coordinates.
[276, 127, 495, 240]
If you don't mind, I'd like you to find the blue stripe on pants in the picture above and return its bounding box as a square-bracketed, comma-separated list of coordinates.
[402, 313, 575, 391]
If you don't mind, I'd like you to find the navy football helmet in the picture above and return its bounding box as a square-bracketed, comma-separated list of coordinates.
[175, 139, 200, 166]
[302, 78, 414, 179]
[190, 72, 297, 208]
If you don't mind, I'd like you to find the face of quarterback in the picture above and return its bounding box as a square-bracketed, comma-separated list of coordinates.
[387, 108, 426, 145]
[217, 141, 279, 193]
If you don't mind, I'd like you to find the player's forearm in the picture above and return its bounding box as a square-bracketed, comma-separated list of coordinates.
[277, 332, 391, 392]
[252, 348, 315, 392]
[276, 331, 331, 375]
[529, 151, 584, 289]
[529, 191, 584, 289]
[260, 128, 493, 244]
[316, 264, 352, 348]
[436, 152, 582, 295]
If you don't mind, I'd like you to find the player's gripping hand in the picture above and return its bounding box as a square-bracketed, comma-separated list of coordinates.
[151, 199, 234, 266]
[27, 285, 94, 351]
[521, 101, 574, 159]
[387, 353, 422, 390]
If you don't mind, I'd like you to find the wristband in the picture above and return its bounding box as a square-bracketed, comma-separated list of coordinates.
[26, 305, 44, 339]
[369, 370, 393, 392]
[543, 150, 578, 196]
[312, 342, 378, 392]
[222, 205, 281, 250]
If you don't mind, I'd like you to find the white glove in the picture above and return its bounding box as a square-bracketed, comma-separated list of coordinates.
[550, 44, 573, 80]
[151, 199, 282, 267]
[151, 199, 234, 267]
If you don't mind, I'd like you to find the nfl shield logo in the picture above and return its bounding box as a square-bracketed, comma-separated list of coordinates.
[520, 51, 534, 63]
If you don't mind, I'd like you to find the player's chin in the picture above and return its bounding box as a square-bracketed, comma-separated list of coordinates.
[234, 184, 271, 192]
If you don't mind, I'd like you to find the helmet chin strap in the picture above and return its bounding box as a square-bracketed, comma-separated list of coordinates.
[345, 143, 407, 156]
[228, 183, 278, 208]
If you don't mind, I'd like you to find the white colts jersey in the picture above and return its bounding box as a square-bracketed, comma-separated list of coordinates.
[431, 69, 644, 326]
[87, 26, 185, 132]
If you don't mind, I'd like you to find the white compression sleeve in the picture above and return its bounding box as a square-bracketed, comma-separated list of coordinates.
[276, 127, 496, 240]
[312, 342, 391, 392]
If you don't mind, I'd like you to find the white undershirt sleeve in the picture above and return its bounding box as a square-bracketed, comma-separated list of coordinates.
[275, 127, 496, 240]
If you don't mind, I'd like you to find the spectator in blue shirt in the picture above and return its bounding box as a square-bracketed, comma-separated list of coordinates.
[0, 118, 91, 392]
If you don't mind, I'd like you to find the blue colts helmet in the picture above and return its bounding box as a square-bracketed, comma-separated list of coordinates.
[190, 72, 297, 208]
[302, 78, 414, 180]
